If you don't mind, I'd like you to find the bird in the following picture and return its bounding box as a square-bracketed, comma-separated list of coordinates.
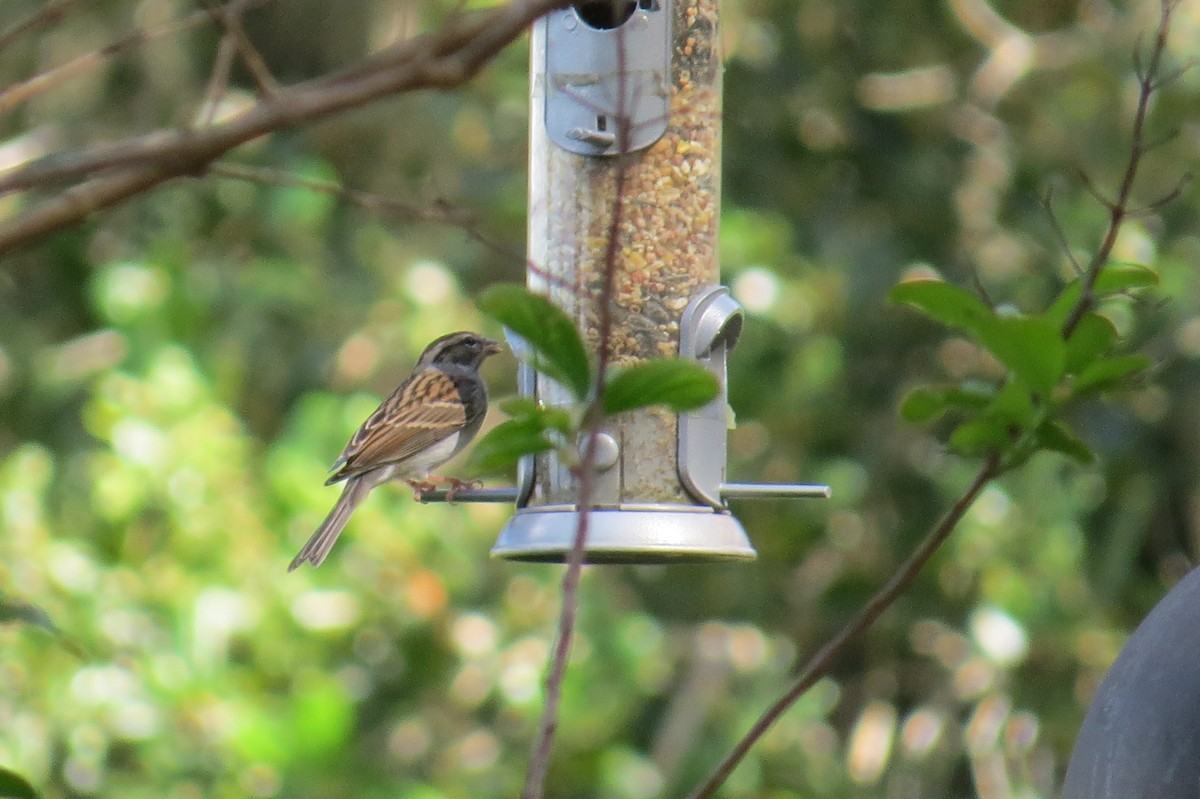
[288, 331, 502, 571]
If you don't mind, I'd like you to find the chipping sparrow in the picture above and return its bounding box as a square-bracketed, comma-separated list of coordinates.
[289, 331, 501, 570]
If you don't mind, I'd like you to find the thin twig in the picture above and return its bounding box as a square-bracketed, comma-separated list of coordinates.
[1152, 57, 1198, 91]
[197, 33, 238, 127]
[0, 0, 89, 55]
[521, 16, 633, 799]
[526, 263, 597, 301]
[0, 0, 279, 118]
[1138, 172, 1193, 214]
[1060, 0, 1174, 339]
[210, 162, 533, 267]
[686, 455, 1002, 799]
[689, 4, 1178, 797]
[1075, 168, 1115, 211]
[209, 162, 478, 226]
[1041, 187, 1084, 277]
[200, 0, 281, 98]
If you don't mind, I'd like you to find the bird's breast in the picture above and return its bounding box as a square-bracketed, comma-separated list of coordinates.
[404, 432, 461, 477]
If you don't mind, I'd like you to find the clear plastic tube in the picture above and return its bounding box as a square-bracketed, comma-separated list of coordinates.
[527, 0, 721, 507]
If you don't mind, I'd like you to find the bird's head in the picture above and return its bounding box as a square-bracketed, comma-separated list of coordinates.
[418, 331, 503, 370]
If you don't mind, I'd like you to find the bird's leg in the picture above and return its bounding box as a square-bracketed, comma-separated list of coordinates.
[412, 474, 482, 503]
[405, 479, 439, 500]
[443, 476, 482, 502]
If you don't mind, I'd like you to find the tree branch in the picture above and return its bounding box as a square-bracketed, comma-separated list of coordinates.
[1059, 0, 1175, 339]
[0, 0, 89, 55]
[0, 0, 571, 257]
[208, 161, 478, 226]
[686, 454, 1003, 799]
[199, 0, 281, 100]
[688, 3, 1178, 796]
[521, 21, 633, 799]
[0, 0, 279, 118]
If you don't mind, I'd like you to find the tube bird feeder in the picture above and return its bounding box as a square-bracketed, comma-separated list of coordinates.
[479, 0, 828, 561]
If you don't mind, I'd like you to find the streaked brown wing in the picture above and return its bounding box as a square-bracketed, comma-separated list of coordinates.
[327, 369, 466, 483]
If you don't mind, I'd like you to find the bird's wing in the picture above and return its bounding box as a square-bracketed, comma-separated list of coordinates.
[326, 369, 466, 483]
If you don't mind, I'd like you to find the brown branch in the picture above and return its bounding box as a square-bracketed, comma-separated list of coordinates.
[521, 20, 633, 799]
[214, 164, 531, 270]
[0, 0, 278, 118]
[1144, 172, 1193, 212]
[208, 162, 478, 226]
[0, 0, 500, 195]
[0, 0, 89, 55]
[686, 454, 1003, 799]
[1060, 0, 1175, 339]
[1041, 187, 1084, 277]
[689, 4, 1179, 797]
[0, 0, 572, 257]
[200, 0, 281, 99]
[197, 32, 239, 127]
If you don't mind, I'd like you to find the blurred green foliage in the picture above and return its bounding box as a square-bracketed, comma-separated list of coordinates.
[1, 1, 1199, 798]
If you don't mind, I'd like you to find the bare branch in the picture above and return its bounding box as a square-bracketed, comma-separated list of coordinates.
[1152, 57, 1198, 91]
[197, 33, 239, 128]
[214, 162, 533, 271]
[687, 455, 1003, 799]
[0, 0, 279, 118]
[0, 0, 573, 257]
[200, 0, 281, 99]
[208, 161, 478, 226]
[688, 4, 1181, 797]
[521, 19, 633, 799]
[1075, 168, 1115, 211]
[0, 0, 89, 55]
[1060, 0, 1175, 338]
[1041, 187, 1084, 277]
[1144, 172, 1193, 212]
[969, 265, 997, 306]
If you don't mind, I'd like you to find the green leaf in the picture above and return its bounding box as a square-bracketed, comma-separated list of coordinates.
[1047, 264, 1158, 324]
[0, 595, 83, 657]
[602, 360, 720, 415]
[899, 387, 949, 423]
[477, 285, 591, 401]
[1036, 421, 1095, 464]
[948, 417, 1010, 457]
[468, 417, 557, 473]
[0, 596, 56, 633]
[889, 280, 992, 334]
[1073, 354, 1151, 395]
[1096, 263, 1158, 294]
[0, 767, 39, 799]
[1064, 313, 1117, 374]
[988, 379, 1036, 427]
[977, 315, 1065, 394]
[900, 383, 994, 424]
[1046, 283, 1080, 325]
[499, 398, 573, 433]
[944, 383, 997, 410]
[498, 396, 539, 417]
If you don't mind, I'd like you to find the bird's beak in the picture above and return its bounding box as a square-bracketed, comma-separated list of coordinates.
[483, 338, 503, 356]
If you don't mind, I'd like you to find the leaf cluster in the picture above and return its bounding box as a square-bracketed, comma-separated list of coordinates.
[471, 285, 720, 473]
[891, 265, 1156, 469]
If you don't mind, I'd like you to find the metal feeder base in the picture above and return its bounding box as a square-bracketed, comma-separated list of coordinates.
[491, 506, 756, 564]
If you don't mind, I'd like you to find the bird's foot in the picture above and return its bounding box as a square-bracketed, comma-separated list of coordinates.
[405, 479, 439, 501]
[432, 475, 483, 503]
[406, 476, 481, 502]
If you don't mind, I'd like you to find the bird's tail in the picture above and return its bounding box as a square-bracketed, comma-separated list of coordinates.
[288, 477, 372, 571]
